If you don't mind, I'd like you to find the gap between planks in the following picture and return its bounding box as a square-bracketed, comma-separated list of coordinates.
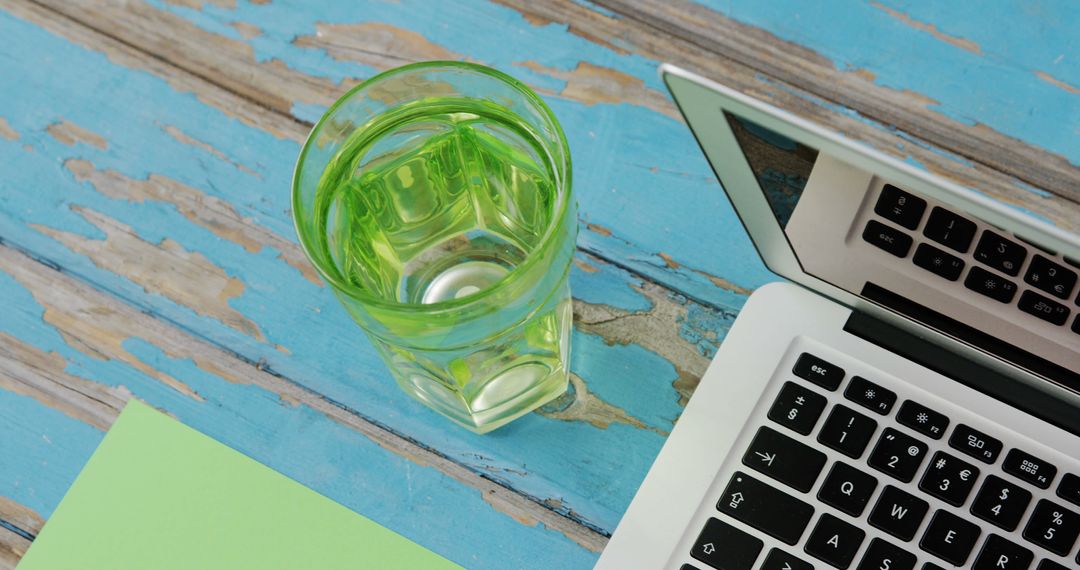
[0, 239, 610, 554]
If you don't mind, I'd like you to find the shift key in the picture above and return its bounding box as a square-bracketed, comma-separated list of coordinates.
[718, 471, 815, 545]
[742, 426, 827, 493]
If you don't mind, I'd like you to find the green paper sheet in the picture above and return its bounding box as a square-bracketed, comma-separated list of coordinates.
[17, 400, 463, 570]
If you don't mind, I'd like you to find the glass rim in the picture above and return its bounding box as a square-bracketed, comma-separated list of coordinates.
[291, 60, 573, 315]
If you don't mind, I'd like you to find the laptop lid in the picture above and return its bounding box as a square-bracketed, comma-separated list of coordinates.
[661, 64, 1080, 409]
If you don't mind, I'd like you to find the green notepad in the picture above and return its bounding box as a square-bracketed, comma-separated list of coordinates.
[18, 400, 463, 570]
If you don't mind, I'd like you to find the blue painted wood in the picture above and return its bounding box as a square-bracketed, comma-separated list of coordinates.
[0, 7, 738, 561]
[693, 0, 1079, 169]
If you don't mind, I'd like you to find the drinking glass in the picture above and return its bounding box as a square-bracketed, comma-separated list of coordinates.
[292, 61, 576, 433]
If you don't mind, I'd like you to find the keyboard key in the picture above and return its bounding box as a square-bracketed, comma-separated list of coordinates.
[972, 534, 1033, 570]
[1022, 499, 1080, 556]
[717, 471, 814, 546]
[974, 230, 1027, 276]
[818, 405, 878, 459]
[1073, 314, 1080, 335]
[971, 475, 1032, 531]
[868, 428, 928, 483]
[1018, 290, 1070, 326]
[818, 462, 878, 517]
[920, 451, 980, 506]
[743, 426, 827, 493]
[920, 509, 981, 566]
[805, 513, 865, 570]
[965, 266, 1019, 304]
[793, 352, 845, 391]
[1025, 254, 1077, 300]
[768, 381, 827, 436]
[691, 517, 763, 570]
[913, 242, 965, 281]
[1057, 472, 1080, 508]
[864, 220, 913, 257]
[1035, 559, 1070, 570]
[856, 538, 916, 570]
[761, 548, 814, 570]
[950, 424, 1003, 464]
[844, 376, 896, 415]
[924, 207, 976, 253]
[869, 485, 929, 541]
[896, 400, 949, 440]
[875, 184, 926, 230]
[1003, 448, 1057, 489]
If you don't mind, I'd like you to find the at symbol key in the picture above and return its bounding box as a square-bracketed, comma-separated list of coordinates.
[742, 426, 827, 493]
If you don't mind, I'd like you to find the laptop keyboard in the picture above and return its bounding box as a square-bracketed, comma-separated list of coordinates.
[681, 349, 1080, 570]
[863, 184, 1080, 335]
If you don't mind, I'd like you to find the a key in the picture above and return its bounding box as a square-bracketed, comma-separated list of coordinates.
[1057, 472, 1080, 508]
[690, 517, 763, 570]
[972, 535, 1033, 570]
[895, 400, 949, 440]
[971, 475, 1032, 531]
[845, 376, 896, 415]
[919, 509, 981, 566]
[742, 426, 827, 493]
[863, 220, 913, 257]
[793, 352, 845, 391]
[1018, 290, 1071, 326]
[965, 266, 1019, 304]
[919, 451, 980, 506]
[950, 424, 1003, 464]
[856, 538, 916, 570]
[913, 243, 965, 282]
[1003, 448, 1057, 489]
[717, 471, 814, 546]
[768, 381, 827, 436]
[868, 485, 929, 542]
[805, 513, 866, 570]
[868, 428, 928, 483]
[818, 405, 878, 459]
[1021, 499, 1080, 556]
[818, 462, 878, 517]
[1025, 254, 1077, 300]
[923, 207, 976, 253]
[974, 230, 1027, 276]
[875, 184, 926, 230]
[761, 548, 814, 570]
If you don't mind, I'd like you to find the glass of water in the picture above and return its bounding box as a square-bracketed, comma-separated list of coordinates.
[292, 61, 576, 433]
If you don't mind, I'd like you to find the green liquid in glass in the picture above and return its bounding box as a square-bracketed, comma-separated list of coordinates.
[312, 98, 571, 432]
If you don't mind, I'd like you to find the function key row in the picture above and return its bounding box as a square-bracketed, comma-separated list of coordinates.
[865, 185, 1080, 327]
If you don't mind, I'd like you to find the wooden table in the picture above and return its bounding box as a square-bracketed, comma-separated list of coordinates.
[0, 1, 1075, 568]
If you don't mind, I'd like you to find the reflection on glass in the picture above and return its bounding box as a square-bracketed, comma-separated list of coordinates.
[723, 111, 819, 228]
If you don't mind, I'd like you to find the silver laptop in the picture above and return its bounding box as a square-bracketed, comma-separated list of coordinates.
[596, 65, 1080, 570]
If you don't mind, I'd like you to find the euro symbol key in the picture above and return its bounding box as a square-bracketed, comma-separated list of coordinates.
[756, 451, 776, 466]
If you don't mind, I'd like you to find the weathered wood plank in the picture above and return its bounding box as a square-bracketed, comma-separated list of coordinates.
[0, 242, 607, 567]
[20, 0, 779, 307]
[598, 0, 1080, 209]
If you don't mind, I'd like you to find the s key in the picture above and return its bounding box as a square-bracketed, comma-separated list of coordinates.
[743, 426, 827, 493]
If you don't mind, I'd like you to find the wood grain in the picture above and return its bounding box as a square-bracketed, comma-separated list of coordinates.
[0, 242, 609, 556]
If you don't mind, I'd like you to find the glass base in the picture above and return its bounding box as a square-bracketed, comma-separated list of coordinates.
[396, 366, 569, 434]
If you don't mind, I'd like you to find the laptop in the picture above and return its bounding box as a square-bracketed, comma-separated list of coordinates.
[596, 64, 1080, 570]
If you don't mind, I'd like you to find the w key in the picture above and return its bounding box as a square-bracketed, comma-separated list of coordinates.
[718, 471, 815, 545]
[743, 426, 827, 493]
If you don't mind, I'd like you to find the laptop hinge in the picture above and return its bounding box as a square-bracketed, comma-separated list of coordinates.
[843, 308, 1080, 436]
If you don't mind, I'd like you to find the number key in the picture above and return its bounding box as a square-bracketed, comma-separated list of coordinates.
[818, 405, 878, 459]
[868, 428, 928, 483]
[974, 230, 1026, 276]
[1025, 254, 1077, 300]
[924, 207, 976, 253]
[1022, 499, 1080, 556]
[919, 451, 980, 507]
[768, 382, 827, 436]
[971, 475, 1032, 531]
